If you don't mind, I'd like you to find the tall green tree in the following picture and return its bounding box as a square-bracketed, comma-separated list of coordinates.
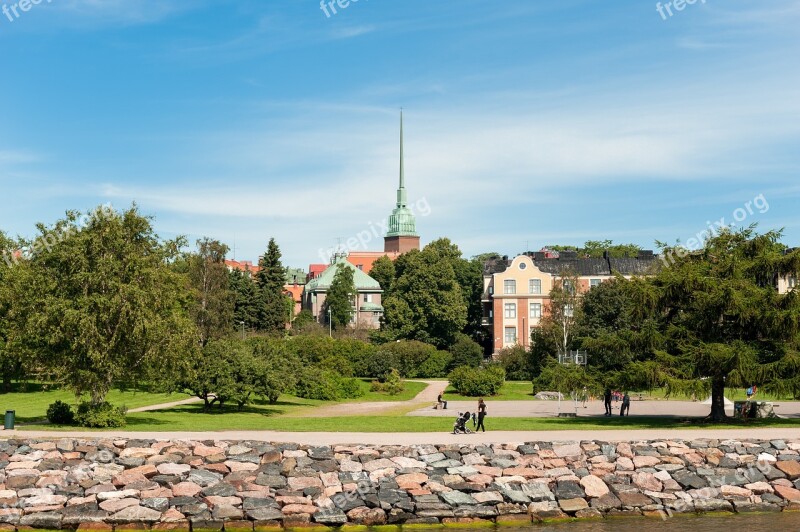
[0, 231, 25, 392]
[546, 241, 643, 258]
[9, 206, 197, 405]
[229, 269, 261, 334]
[325, 263, 356, 330]
[382, 240, 467, 348]
[617, 229, 800, 421]
[370, 255, 395, 296]
[187, 238, 234, 346]
[539, 270, 582, 358]
[256, 238, 287, 332]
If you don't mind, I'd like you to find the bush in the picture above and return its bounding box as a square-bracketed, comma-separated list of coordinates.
[75, 402, 127, 428]
[496, 345, 534, 381]
[370, 369, 405, 395]
[448, 365, 506, 397]
[295, 368, 365, 401]
[364, 340, 451, 379]
[448, 334, 484, 370]
[46, 400, 75, 425]
[416, 350, 452, 378]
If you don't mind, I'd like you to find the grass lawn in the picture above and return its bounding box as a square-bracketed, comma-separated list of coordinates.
[0, 383, 180, 422]
[24, 404, 800, 432]
[639, 387, 799, 402]
[442, 381, 535, 401]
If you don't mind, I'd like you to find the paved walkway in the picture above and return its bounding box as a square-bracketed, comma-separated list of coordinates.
[300, 380, 449, 417]
[128, 397, 203, 413]
[5, 428, 800, 445]
[409, 399, 800, 418]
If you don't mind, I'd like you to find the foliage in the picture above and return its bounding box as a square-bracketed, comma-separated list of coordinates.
[416, 349, 453, 378]
[545, 241, 643, 259]
[382, 241, 468, 348]
[187, 238, 234, 346]
[370, 256, 395, 296]
[448, 365, 506, 396]
[294, 367, 364, 401]
[448, 331, 486, 370]
[370, 369, 405, 395]
[533, 360, 599, 396]
[179, 339, 289, 410]
[325, 262, 356, 330]
[0, 231, 26, 392]
[8, 206, 197, 406]
[256, 238, 288, 333]
[229, 268, 261, 334]
[495, 345, 535, 381]
[368, 340, 451, 379]
[615, 229, 800, 421]
[292, 309, 316, 330]
[75, 401, 127, 428]
[46, 400, 75, 425]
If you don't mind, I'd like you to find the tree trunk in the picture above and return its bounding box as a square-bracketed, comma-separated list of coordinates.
[709, 375, 727, 422]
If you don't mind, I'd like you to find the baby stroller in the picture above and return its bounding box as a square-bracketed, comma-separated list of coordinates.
[453, 412, 473, 434]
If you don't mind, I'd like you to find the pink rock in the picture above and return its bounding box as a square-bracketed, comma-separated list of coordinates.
[204, 496, 242, 507]
[617, 443, 634, 458]
[580, 475, 610, 498]
[193, 444, 225, 457]
[320, 472, 340, 488]
[633, 472, 663, 492]
[745, 482, 773, 494]
[277, 496, 311, 506]
[281, 504, 318, 515]
[225, 461, 258, 473]
[128, 465, 158, 478]
[171, 482, 202, 497]
[774, 484, 800, 502]
[287, 477, 322, 491]
[99, 498, 140, 513]
[632, 456, 661, 468]
[347, 507, 386, 525]
[160, 508, 186, 523]
[720, 485, 752, 498]
[616, 457, 634, 471]
[156, 463, 190, 476]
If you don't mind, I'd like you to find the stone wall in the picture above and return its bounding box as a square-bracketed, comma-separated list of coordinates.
[1, 437, 800, 530]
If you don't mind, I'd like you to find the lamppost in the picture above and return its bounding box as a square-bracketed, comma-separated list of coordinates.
[240, 321, 245, 341]
[327, 308, 332, 338]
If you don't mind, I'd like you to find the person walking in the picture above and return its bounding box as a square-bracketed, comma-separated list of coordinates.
[581, 386, 589, 408]
[476, 398, 487, 432]
[603, 388, 612, 416]
[620, 392, 631, 416]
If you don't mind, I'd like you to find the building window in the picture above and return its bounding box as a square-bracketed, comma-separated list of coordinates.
[504, 303, 516, 319]
[530, 303, 542, 318]
[519, 262, 527, 270]
[504, 327, 517, 344]
[489, 310, 493, 318]
[363, 294, 372, 303]
[529, 279, 542, 294]
[790, 276, 797, 289]
[489, 285, 494, 295]
[357, 264, 363, 270]
[504, 280, 516, 294]
[590, 279, 602, 289]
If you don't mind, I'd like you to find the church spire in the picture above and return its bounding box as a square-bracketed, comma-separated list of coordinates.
[397, 109, 407, 208]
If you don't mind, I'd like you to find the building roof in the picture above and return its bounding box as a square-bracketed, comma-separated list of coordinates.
[305, 256, 382, 292]
[483, 251, 660, 277]
[386, 111, 418, 238]
[347, 251, 402, 274]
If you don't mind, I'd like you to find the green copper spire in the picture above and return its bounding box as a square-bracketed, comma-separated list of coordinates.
[386, 110, 418, 238]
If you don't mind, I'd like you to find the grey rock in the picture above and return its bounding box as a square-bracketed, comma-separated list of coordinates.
[314, 509, 347, 525]
[141, 497, 169, 512]
[20, 511, 63, 529]
[202, 483, 237, 497]
[246, 507, 284, 521]
[440, 491, 477, 506]
[555, 480, 585, 500]
[673, 470, 708, 490]
[108, 505, 163, 524]
[521, 482, 555, 502]
[187, 469, 223, 487]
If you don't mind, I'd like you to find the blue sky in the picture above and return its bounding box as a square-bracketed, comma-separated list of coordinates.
[1, 0, 799, 267]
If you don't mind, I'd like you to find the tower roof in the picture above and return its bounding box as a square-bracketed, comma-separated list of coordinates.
[386, 110, 418, 238]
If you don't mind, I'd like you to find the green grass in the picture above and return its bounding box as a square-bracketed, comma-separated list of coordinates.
[442, 381, 536, 401]
[0, 382, 181, 422]
[639, 387, 799, 402]
[23, 404, 800, 433]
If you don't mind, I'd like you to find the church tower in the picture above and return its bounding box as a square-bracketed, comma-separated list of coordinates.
[384, 111, 421, 253]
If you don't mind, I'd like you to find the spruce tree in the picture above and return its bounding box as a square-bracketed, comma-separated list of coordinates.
[256, 238, 288, 333]
[324, 263, 356, 330]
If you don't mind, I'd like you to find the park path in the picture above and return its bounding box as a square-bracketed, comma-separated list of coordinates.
[297, 380, 449, 418]
[127, 397, 203, 413]
[6, 427, 800, 445]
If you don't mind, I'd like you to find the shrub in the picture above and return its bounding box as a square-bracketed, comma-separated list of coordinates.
[75, 402, 127, 428]
[294, 368, 365, 401]
[448, 365, 506, 397]
[46, 400, 75, 425]
[416, 350, 452, 378]
[448, 334, 484, 370]
[370, 369, 405, 395]
[496, 345, 534, 381]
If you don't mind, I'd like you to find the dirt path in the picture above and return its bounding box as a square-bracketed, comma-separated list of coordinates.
[298, 380, 449, 418]
[127, 397, 204, 413]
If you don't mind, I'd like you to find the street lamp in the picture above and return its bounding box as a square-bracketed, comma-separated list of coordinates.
[327, 308, 332, 338]
[240, 321, 245, 341]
